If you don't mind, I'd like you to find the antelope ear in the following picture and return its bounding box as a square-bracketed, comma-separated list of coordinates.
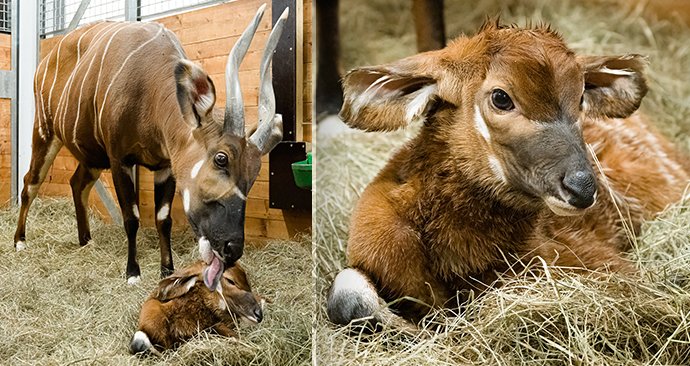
[340, 55, 440, 132]
[580, 54, 648, 119]
[175, 59, 216, 128]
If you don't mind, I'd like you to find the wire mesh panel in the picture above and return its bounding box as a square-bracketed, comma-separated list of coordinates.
[40, 0, 228, 36]
[0, 0, 10, 34]
[139, 0, 226, 20]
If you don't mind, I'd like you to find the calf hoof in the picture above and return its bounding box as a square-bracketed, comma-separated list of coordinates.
[15, 241, 26, 251]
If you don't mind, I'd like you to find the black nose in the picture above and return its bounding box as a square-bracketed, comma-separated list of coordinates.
[253, 307, 263, 323]
[562, 170, 597, 209]
[223, 242, 243, 265]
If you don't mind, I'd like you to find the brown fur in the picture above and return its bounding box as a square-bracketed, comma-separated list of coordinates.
[336, 23, 690, 323]
[132, 261, 263, 352]
[14, 16, 283, 281]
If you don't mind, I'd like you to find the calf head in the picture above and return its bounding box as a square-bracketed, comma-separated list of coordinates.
[172, 5, 289, 290]
[340, 21, 648, 215]
[156, 261, 264, 324]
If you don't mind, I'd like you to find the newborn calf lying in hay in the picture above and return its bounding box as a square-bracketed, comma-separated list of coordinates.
[130, 261, 264, 355]
[327, 20, 690, 325]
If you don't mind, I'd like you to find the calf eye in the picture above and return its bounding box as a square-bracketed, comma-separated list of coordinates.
[491, 89, 514, 111]
[225, 278, 236, 286]
[214, 152, 228, 168]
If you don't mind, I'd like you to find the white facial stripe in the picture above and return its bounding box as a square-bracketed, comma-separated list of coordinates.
[156, 203, 170, 221]
[233, 186, 247, 201]
[190, 159, 205, 179]
[199, 236, 213, 263]
[132, 204, 140, 219]
[474, 104, 491, 141]
[405, 84, 437, 123]
[183, 189, 191, 213]
[488, 155, 506, 182]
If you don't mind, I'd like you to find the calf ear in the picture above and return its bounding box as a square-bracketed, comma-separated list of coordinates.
[340, 53, 441, 131]
[579, 54, 648, 119]
[175, 59, 216, 128]
[154, 262, 204, 302]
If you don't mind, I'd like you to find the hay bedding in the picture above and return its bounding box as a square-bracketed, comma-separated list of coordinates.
[0, 198, 311, 365]
[315, 0, 690, 364]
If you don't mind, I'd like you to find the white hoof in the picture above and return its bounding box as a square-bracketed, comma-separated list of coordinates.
[15, 241, 26, 251]
[127, 276, 141, 285]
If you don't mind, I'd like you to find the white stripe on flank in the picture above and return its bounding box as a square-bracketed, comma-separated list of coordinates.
[94, 23, 133, 145]
[56, 22, 120, 142]
[190, 159, 204, 179]
[98, 25, 163, 141]
[474, 104, 491, 141]
[37, 49, 53, 140]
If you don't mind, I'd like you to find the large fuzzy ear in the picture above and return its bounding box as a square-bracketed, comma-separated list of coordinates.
[153, 262, 204, 302]
[579, 54, 648, 119]
[175, 59, 216, 128]
[339, 54, 441, 132]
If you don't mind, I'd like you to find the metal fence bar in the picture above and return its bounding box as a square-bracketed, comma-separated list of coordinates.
[67, 0, 92, 31]
[9, 0, 17, 203]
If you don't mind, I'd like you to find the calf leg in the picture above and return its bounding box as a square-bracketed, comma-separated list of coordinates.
[14, 137, 63, 250]
[154, 168, 176, 277]
[70, 164, 102, 246]
[111, 163, 141, 284]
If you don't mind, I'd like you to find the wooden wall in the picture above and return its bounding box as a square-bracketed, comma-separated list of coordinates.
[303, 0, 312, 143]
[2, 0, 311, 241]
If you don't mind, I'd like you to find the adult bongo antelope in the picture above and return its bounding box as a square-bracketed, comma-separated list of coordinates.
[13, 5, 289, 288]
[327, 21, 690, 325]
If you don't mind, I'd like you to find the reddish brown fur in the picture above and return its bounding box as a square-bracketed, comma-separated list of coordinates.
[133, 261, 262, 352]
[335, 23, 690, 323]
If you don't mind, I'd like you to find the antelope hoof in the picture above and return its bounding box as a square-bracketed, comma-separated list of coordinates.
[127, 276, 141, 285]
[160, 266, 174, 278]
[15, 241, 26, 251]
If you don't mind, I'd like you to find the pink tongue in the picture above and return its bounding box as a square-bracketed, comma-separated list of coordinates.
[203, 256, 224, 291]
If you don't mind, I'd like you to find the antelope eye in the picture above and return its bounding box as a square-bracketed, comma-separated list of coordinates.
[214, 152, 228, 168]
[491, 89, 514, 111]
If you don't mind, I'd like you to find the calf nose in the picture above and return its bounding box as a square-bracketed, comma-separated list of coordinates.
[253, 307, 263, 323]
[562, 170, 597, 209]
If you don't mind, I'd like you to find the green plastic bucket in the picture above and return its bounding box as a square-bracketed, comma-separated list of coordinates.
[291, 152, 312, 189]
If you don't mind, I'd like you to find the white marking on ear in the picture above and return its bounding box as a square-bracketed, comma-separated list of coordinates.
[218, 298, 227, 311]
[233, 186, 247, 201]
[488, 155, 506, 182]
[15, 241, 26, 251]
[195, 91, 215, 115]
[127, 276, 141, 285]
[474, 105, 491, 141]
[405, 84, 437, 123]
[597, 67, 634, 76]
[132, 204, 140, 219]
[156, 204, 170, 222]
[183, 189, 191, 213]
[184, 277, 197, 291]
[190, 159, 205, 179]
